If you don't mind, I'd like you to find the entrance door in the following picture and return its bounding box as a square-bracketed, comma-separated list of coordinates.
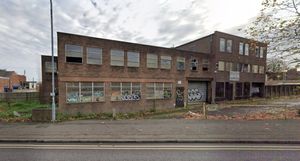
[175, 87, 184, 107]
[225, 82, 233, 100]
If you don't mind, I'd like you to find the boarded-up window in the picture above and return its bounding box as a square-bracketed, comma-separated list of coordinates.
[147, 54, 158, 68]
[110, 49, 124, 66]
[218, 61, 225, 71]
[127, 51, 140, 67]
[87, 47, 102, 65]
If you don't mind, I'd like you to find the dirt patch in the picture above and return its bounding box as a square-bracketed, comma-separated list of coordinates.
[184, 109, 300, 120]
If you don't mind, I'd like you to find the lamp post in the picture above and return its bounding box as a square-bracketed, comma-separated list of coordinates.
[50, 0, 56, 122]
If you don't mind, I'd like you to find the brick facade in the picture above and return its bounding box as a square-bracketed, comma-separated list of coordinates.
[40, 31, 267, 114]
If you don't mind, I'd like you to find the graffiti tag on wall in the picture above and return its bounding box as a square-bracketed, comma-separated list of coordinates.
[188, 88, 205, 102]
[121, 91, 141, 101]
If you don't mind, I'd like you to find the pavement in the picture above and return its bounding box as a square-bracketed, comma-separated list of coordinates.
[1, 119, 300, 144]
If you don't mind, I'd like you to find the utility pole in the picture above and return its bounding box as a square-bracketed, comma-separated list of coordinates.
[50, 0, 56, 122]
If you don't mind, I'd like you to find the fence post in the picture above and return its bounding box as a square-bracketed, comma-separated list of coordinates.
[203, 102, 207, 119]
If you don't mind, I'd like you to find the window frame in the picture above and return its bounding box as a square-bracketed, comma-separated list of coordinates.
[147, 53, 158, 68]
[110, 49, 125, 66]
[127, 51, 140, 67]
[176, 57, 185, 71]
[65, 44, 83, 64]
[87, 47, 102, 65]
[160, 55, 172, 69]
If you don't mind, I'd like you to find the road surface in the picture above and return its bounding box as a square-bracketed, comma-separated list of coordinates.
[0, 143, 300, 161]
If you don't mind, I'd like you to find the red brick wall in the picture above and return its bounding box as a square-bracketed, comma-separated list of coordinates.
[57, 33, 212, 114]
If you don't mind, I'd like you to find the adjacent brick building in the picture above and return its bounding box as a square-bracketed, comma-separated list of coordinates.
[0, 69, 26, 92]
[177, 31, 267, 102]
[41, 31, 268, 114]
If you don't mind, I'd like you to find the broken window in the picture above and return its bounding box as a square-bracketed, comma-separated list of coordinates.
[65, 44, 83, 63]
[190, 58, 198, 71]
[202, 59, 209, 71]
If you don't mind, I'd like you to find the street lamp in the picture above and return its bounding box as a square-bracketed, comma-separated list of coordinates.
[50, 0, 56, 122]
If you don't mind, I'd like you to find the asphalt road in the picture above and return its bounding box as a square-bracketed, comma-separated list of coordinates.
[1, 143, 300, 161]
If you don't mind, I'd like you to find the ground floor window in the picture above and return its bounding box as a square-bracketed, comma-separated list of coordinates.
[111, 82, 141, 101]
[236, 82, 243, 97]
[243, 82, 250, 97]
[66, 82, 104, 103]
[216, 82, 224, 98]
[146, 82, 172, 99]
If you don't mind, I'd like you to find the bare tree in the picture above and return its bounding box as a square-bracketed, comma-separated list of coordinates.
[245, 0, 300, 64]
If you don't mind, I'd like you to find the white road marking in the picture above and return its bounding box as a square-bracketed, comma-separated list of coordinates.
[0, 144, 300, 151]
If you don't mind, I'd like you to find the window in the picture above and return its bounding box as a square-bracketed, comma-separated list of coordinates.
[219, 38, 226, 52]
[111, 82, 141, 101]
[259, 66, 265, 74]
[45, 62, 57, 73]
[81, 82, 93, 102]
[236, 82, 243, 97]
[255, 46, 260, 57]
[225, 62, 233, 72]
[66, 82, 105, 103]
[161, 55, 172, 69]
[202, 59, 209, 71]
[236, 63, 243, 72]
[111, 82, 121, 101]
[190, 58, 198, 71]
[260, 47, 265, 58]
[218, 61, 225, 71]
[243, 64, 251, 73]
[245, 43, 249, 56]
[66, 82, 80, 103]
[127, 51, 140, 67]
[226, 40, 232, 53]
[110, 49, 124, 66]
[87, 47, 102, 65]
[252, 65, 258, 73]
[216, 82, 224, 98]
[146, 82, 172, 99]
[239, 42, 244, 55]
[147, 54, 158, 68]
[177, 57, 185, 71]
[94, 83, 105, 102]
[65, 44, 83, 63]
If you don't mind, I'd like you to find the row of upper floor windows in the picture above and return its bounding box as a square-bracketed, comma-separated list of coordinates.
[217, 61, 265, 74]
[219, 38, 266, 58]
[64, 44, 210, 72]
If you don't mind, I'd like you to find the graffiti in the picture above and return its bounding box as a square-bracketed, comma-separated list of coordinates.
[121, 91, 141, 101]
[176, 88, 184, 107]
[188, 88, 204, 102]
[67, 92, 80, 103]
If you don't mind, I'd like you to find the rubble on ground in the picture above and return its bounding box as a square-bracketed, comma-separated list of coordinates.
[184, 109, 300, 120]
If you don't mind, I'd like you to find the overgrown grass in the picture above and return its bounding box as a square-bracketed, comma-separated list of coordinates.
[55, 106, 201, 122]
[0, 101, 48, 120]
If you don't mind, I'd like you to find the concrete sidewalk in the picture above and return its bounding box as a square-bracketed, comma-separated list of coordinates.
[0, 119, 300, 143]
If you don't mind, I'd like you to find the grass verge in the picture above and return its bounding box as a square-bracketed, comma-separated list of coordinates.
[0, 101, 48, 122]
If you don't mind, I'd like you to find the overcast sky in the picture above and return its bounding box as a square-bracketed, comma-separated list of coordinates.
[0, 0, 263, 81]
